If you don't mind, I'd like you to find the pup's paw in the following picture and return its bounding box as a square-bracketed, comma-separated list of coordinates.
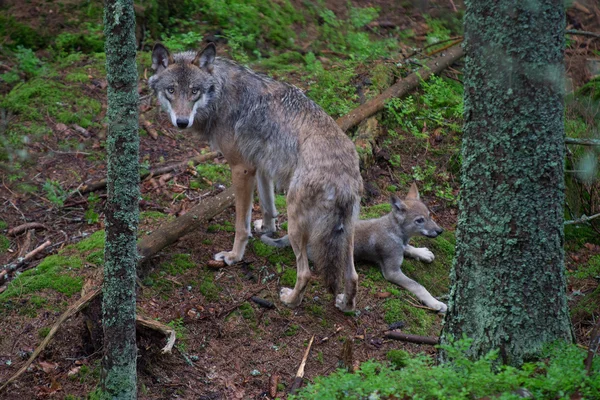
[280, 287, 300, 308]
[414, 247, 435, 263]
[214, 251, 241, 266]
[431, 301, 448, 314]
[335, 294, 355, 312]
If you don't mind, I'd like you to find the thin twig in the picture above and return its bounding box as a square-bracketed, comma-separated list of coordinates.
[566, 29, 600, 40]
[3, 240, 52, 272]
[8, 222, 47, 236]
[289, 335, 315, 394]
[565, 137, 600, 147]
[564, 212, 600, 225]
[585, 317, 600, 375]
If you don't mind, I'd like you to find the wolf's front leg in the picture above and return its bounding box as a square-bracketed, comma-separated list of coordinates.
[381, 257, 447, 313]
[404, 245, 435, 263]
[214, 164, 256, 265]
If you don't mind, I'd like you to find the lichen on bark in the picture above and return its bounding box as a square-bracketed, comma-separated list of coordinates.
[439, 0, 573, 366]
[100, 0, 139, 398]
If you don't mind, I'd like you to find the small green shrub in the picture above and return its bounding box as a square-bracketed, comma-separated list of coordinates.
[293, 339, 600, 400]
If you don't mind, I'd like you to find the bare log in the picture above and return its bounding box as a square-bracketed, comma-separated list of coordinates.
[137, 186, 235, 264]
[77, 152, 219, 195]
[136, 314, 176, 353]
[3, 240, 52, 273]
[566, 29, 600, 40]
[384, 331, 440, 345]
[8, 222, 47, 236]
[335, 44, 465, 132]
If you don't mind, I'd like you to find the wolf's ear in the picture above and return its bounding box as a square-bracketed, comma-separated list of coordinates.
[151, 43, 173, 73]
[406, 182, 420, 201]
[194, 43, 216, 72]
[390, 195, 407, 214]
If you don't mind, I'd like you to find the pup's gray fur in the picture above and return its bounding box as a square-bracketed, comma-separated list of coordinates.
[149, 43, 363, 311]
[262, 183, 447, 313]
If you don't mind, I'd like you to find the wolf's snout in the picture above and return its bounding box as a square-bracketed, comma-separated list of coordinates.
[176, 118, 189, 129]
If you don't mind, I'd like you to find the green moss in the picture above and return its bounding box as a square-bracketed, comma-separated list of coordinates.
[306, 304, 324, 317]
[140, 211, 173, 223]
[207, 221, 235, 233]
[274, 194, 287, 211]
[38, 327, 51, 339]
[280, 268, 297, 287]
[162, 254, 196, 275]
[383, 297, 435, 336]
[199, 272, 221, 301]
[0, 15, 49, 49]
[252, 238, 296, 265]
[360, 203, 392, 219]
[0, 255, 83, 301]
[195, 163, 231, 188]
[239, 302, 255, 320]
[75, 230, 105, 252]
[65, 72, 90, 83]
[2, 78, 102, 131]
[285, 324, 299, 336]
[0, 235, 10, 253]
[0, 220, 7, 230]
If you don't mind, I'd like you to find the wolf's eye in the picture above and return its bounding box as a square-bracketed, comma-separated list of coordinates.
[167, 87, 175, 94]
[415, 217, 425, 224]
[191, 88, 199, 95]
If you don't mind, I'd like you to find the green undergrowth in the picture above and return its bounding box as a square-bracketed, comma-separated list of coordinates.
[252, 238, 295, 266]
[292, 339, 600, 400]
[161, 253, 196, 275]
[0, 230, 105, 315]
[194, 162, 231, 189]
[382, 294, 435, 335]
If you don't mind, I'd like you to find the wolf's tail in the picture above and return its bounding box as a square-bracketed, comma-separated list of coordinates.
[260, 234, 290, 248]
[310, 196, 358, 294]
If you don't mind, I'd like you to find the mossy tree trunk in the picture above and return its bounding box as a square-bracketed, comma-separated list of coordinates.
[439, 0, 573, 365]
[101, 0, 139, 398]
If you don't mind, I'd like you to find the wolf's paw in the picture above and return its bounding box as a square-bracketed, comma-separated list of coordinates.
[253, 218, 276, 234]
[335, 294, 355, 312]
[214, 251, 241, 266]
[280, 287, 300, 308]
[414, 247, 435, 263]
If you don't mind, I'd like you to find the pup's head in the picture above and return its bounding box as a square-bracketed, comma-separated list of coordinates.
[390, 183, 444, 239]
[148, 42, 219, 129]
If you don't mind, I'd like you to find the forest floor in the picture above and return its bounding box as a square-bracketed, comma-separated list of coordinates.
[1, 0, 600, 399]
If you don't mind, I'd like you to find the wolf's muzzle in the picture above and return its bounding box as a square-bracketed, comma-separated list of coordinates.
[176, 118, 189, 129]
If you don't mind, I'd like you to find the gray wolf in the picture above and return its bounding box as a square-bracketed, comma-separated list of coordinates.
[261, 183, 447, 313]
[149, 43, 363, 311]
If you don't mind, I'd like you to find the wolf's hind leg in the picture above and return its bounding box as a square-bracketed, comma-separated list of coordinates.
[214, 163, 255, 265]
[381, 257, 447, 313]
[255, 171, 277, 234]
[335, 236, 358, 312]
[279, 217, 310, 308]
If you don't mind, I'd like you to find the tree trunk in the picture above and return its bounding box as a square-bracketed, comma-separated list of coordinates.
[101, 0, 139, 397]
[439, 1, 573, 365]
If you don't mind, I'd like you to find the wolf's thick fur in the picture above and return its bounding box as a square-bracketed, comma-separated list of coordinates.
[262, 183, 447, 313]
[149, 43, 363, 311]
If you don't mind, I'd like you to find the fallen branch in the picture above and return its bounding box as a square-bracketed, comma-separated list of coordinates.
[137, 186, 235, 264]
[136, 314, 176, 353]
[217, 286, 267, 319]
[565, 137, 600, 147]
[3, 240, 52, 273]
[77, 152, 219, 195]
[140, 115, 159, 140]
[289, 335, 315, 395]
[566, 29, 600, 40]
[7, 222, 47, 236]
[0, 287, 102, 393]
[384, 331, 439, 345]
[336, 44, 465, 132]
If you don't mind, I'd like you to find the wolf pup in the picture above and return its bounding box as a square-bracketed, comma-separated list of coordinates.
[262, 183, 447, 313]
[149, 43, 363, 311]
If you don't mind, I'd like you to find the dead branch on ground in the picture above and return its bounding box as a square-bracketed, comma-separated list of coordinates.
[384, 331, 440, 345]
[8, 222, 47, 236]
[289, 335, 315, 394]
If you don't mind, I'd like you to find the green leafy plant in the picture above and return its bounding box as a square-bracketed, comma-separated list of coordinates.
[43, 179, 68, 207]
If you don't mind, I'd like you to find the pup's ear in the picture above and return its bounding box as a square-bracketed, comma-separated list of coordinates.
[390, 195, 407, 214]
[406, 182, 420, 201]
[151, 43, 173, 73]
[194, 43, 216, 72]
